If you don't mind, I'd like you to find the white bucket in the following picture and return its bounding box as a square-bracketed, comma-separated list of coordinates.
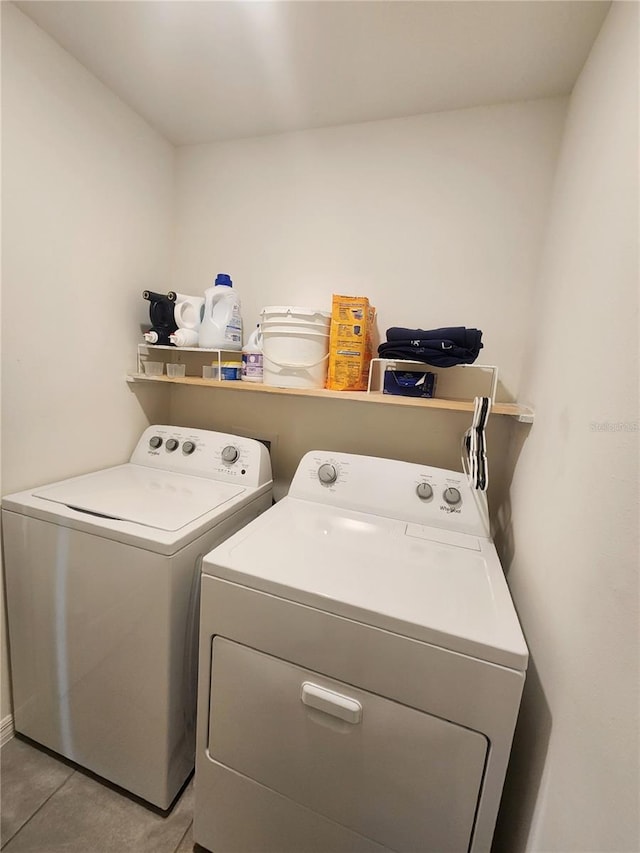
[260, 306, 331, 389]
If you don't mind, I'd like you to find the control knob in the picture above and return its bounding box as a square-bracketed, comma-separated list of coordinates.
[443, 487, 462, 506]
[416, 482, 433, 501]
[182, 441, 196, 455]
[149, 436, 162, 449]
[166, 438, 179, 452]
[222, 445, 239, 463]
[318, 463, 338, 485]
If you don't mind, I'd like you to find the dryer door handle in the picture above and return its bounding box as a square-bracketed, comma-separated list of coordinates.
[301, 682, 362, 724]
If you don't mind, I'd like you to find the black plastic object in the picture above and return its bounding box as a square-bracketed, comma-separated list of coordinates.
[143, 290, 178, 345]
[378, 326, 483, 367]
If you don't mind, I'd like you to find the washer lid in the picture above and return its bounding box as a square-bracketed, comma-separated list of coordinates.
[33, 465, 245, 532]
[202, 498, 528, 670]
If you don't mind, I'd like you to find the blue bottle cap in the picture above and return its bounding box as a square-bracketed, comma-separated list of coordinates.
[215, 273, 232, 287]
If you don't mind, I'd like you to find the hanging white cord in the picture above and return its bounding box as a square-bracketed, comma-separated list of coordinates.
[478, 395, 491, 491]
[462, 396, 492, 492]
[461, 428, 472, 480]
[461, 397, 492, 537]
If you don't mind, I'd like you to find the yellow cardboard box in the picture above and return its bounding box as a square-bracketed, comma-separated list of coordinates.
[327, 295, 376, 391]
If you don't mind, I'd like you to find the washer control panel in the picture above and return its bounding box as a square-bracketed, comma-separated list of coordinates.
[443, 487, 462, 506]
[131, 425, 272, 487]
[317, 463, 338, 485]
[291, 451, 489, 538]
[221, 445, 240, 464]
[416, 482, 433, 501]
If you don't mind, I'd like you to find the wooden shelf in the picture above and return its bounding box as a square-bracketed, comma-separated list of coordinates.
[127, 373, 534, 422]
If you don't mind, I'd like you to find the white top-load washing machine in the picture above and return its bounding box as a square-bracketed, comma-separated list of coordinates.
[195, 450, 528, 853]
[2, 425, 272, 810]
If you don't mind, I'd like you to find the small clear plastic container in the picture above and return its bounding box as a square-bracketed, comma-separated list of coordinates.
[143, 361, 164, 376]
[166, 364, 186, 378]
[202, 365, 220, 380]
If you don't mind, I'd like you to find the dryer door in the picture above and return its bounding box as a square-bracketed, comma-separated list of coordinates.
[208, 638, 488, 853]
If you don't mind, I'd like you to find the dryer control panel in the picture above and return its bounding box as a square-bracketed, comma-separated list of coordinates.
[131, 425, 272, 488]
[289, 451, 489, 538]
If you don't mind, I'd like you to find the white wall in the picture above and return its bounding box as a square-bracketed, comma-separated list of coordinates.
[173, 99, 567, 402]
[170, 99, 566, 500]
[1, 5, 174, 720]
[494, 4, 639, 852]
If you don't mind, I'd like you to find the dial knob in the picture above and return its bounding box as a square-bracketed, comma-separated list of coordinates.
[318, 463, 338, 485]
[166, 438, 179, 452]
[182, 441, 196, 455]
[443, 487, 462, 506]
[149, 436, 162, 449]
[222, 445, 239, 463]
[416, 482, 433, 501]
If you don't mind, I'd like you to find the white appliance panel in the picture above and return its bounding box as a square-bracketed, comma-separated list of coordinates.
[131, 425, 272, 487]
[289, 450, 491, 538]
[196, 762, 391, 853]
[196, 576, 525, 853]
[2, 494, 270, 808]
[34, 465, 244, 531]
[2, 425, 273, 810]
[3, 510, 192, 804]
[3, 426, 272, 555]
[195, 452, 527, 852]
[208, 638, 488, 853]
[204, 498, 527, 669]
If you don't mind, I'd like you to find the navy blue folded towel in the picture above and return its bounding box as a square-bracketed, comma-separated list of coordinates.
[378, 326, 483, 367]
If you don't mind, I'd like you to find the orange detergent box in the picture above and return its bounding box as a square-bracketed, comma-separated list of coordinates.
[327, 295, 376, 391]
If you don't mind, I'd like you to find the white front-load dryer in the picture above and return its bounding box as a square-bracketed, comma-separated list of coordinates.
[2, 425, 272, 809]
[195, 451, 528, 853]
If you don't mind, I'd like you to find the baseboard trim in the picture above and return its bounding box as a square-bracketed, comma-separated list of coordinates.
[1, 713, 15, 747]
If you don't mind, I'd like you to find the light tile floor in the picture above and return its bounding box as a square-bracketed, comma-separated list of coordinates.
[0, 737, 205, 853]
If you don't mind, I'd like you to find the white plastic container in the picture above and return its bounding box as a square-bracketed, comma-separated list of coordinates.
[174, 296, 205, 331]
[241, 326, 264, 383]
[260, 306, 331, 389]
[198, 274, 242, 350]
[169, 328, 199, 347]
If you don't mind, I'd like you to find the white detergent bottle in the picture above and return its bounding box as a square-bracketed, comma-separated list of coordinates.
[169, 328, 199, 347]
[173, 295, 205, 331]
[241, 325, 263, 383]
[198, 273, 243, 350]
